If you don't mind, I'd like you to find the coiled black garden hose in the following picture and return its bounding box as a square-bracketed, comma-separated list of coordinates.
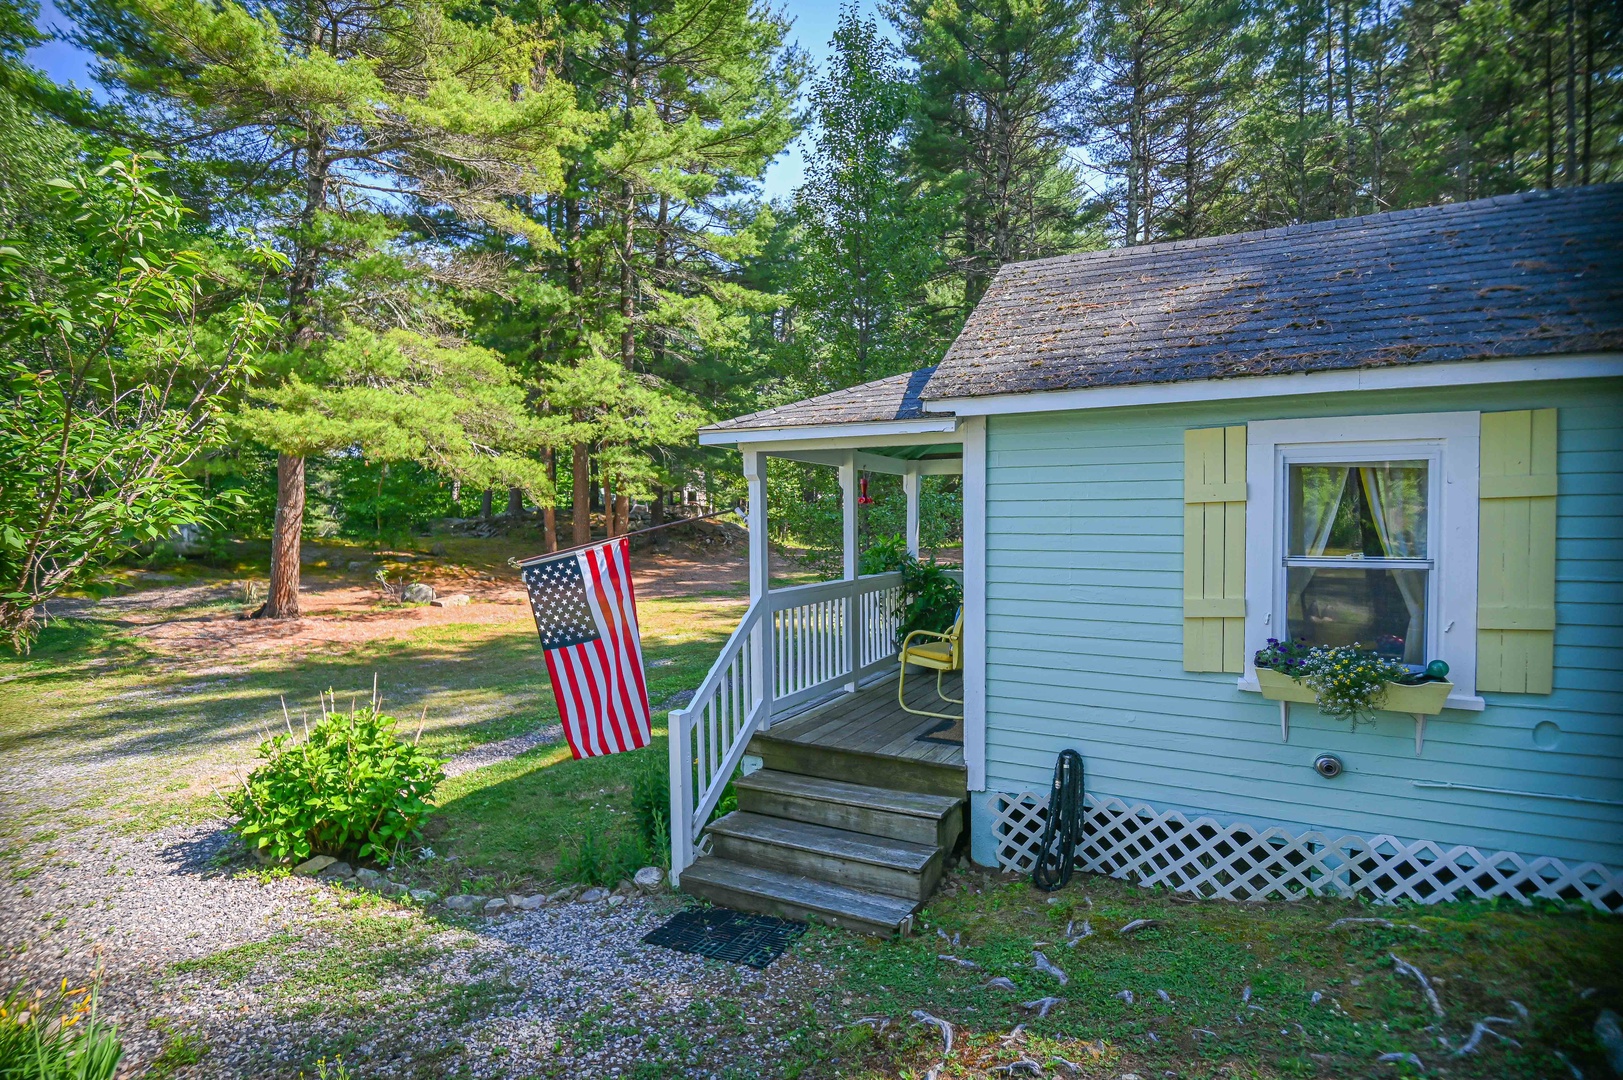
[1031, 748, 1085, 892]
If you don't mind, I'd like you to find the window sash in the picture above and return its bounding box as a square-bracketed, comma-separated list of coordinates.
[1283, 556, 1432, 569]
[1277, 446, 1441, 662]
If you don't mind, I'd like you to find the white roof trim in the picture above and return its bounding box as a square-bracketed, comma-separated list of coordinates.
[699, 417, 959, 447]
[921, 354, 1623, 417]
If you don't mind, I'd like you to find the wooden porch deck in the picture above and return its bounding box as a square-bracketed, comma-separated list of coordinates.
[759, 670, 965, 770]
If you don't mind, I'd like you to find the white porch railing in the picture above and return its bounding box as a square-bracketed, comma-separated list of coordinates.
[667, 571, 905, 880]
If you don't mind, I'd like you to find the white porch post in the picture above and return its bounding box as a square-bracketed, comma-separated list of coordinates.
[839, 450, 859, 691]
[903, 465, 921, 559]
[962, 416, 987, 793]
[742, 446, 774, 725]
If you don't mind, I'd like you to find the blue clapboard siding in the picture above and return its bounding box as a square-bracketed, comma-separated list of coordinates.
[972, 379, 1623, 869]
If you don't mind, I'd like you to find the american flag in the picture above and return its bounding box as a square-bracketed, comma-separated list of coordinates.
[520, 537, 651, 759]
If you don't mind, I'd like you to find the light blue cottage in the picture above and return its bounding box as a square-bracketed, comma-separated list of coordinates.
[668, 186, 1623, 934]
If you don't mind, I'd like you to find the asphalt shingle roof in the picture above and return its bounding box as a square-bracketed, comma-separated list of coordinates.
[927, 185, 1623, 399]
[706, 366, 941, 432]
[706, 186, 1623, 433]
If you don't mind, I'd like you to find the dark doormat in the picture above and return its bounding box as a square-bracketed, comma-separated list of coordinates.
[642, 908, 807, 969]
[916, 716, 964, 745]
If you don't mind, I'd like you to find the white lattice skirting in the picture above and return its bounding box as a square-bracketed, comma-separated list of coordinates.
[987, 791, 1623, 913]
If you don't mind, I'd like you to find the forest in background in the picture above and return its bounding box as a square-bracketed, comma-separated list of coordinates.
[0, 0, 1618, 640]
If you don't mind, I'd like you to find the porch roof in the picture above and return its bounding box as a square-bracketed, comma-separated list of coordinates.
[699, 366, 954, 444]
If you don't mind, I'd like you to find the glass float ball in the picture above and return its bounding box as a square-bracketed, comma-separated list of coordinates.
[1425, 659, 1450, 680]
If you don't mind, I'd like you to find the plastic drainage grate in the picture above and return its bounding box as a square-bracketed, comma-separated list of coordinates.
[642, 908, 807, 969]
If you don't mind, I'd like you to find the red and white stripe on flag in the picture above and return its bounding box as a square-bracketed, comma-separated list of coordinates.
[520, 537, 651, 759]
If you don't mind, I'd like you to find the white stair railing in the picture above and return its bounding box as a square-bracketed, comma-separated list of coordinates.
[667, 572, 907, 881]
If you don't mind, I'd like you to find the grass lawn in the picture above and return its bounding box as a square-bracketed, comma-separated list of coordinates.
[4, 540, 1619, 1078]
[785, 873, 1623, 1079]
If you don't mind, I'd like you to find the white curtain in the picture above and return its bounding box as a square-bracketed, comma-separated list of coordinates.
[1288, 467, 1350, 632]
[1359, 465, 1425, 663]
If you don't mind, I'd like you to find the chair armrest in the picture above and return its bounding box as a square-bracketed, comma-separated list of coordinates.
[901, 628, 953, 649]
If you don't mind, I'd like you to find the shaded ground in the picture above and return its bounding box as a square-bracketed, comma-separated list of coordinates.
[3, 538, 1620, 1079]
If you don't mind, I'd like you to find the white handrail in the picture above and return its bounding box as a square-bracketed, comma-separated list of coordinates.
[667, 572, 911, 882]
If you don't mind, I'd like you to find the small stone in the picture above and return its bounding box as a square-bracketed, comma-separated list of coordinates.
[484, 898, 509, 915]
[445, 894, 488, 913]
[633, 867, 665, 893]
[347, 561, 366, 572]
[354, 868, 386, 890]
[292, 855, 336, 877]
[614, 879, 636, 897]
[430, 593, 470, 608]
[578, 887, 607, 903]
[606, 895, 626, 909]
[318, 861, 354, 880]
[409, 888, 439, 904]
[381, 881, 408, 897]
[547, 887, 577, 904]
[512, 894, 547, 911]
[402, 582, 435, 604]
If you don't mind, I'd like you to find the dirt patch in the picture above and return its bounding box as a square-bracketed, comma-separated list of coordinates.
[39, 540, 793, 668]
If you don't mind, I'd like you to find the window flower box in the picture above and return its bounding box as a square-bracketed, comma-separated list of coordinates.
[1255, 667, 1455, 755]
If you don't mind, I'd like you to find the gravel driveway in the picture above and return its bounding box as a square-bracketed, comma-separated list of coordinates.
[0, 815, 836, 1078]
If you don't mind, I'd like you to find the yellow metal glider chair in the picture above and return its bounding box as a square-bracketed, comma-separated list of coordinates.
[897, 609, 964, 719]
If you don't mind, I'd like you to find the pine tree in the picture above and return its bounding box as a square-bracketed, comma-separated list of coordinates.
[68, 0, 587, 616]
[790, 9, 947, 391]
[889, 0, 1098, 310]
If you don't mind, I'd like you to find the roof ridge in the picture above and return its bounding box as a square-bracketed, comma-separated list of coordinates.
[989, 184, 1621, 281]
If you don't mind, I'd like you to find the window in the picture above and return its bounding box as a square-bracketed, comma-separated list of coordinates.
[1243, 413, 1483, 709]
[1285, 460, 1431, 666]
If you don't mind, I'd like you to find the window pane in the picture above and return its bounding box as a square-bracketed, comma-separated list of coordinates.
[1289, 461, 1428, 558]
[1286, 566, 1428, 664]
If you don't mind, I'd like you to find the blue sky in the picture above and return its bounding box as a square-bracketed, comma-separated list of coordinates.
[24, 0, 886, 204]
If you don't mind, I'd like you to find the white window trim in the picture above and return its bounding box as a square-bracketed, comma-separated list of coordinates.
[1239, 412, 1485, 711]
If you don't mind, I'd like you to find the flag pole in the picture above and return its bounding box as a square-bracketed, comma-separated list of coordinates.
[510, 505, 746, 568]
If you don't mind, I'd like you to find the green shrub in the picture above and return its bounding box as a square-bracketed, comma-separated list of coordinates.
[895, 555, 962, 642]
[227, 702, 444, 864]
[0, 982, 123, 1080]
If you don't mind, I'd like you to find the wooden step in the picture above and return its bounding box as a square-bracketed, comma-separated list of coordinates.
[735, 769, 964, 849]
[679, 856, 918, 936]
[705, 811, 943, 901]
[748, 732, 967, 798]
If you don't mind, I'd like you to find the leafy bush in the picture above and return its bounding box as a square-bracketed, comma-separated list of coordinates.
[0, 981, 123, 1080]
[859, 533, 909, 575]
[228, 702, 444, 863]
[895, 555, 962, 642]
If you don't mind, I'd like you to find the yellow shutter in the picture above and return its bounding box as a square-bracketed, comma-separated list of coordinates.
[1183, 426, 1246, 673]
[1477, 409, 1558, 694]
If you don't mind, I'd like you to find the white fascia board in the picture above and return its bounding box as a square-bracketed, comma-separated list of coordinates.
[699, 417, 960, 448]
[922, 354, 1623, 417]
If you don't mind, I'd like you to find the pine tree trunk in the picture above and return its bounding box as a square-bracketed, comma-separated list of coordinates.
[480, 488, 493, 520]
[506, 487, 523, 518]
[604, 473, 616, 537]
[572, 442, 590, 546]
[616, 493, 630, 538]
[1581, 0, 1594, 183]
[543, 448, 557, 553]
[651, 485, 665, 528]
[1564, 0, 1578, 182]
[262, 454, 305, 619]
[1545, 0, 1557, 189]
